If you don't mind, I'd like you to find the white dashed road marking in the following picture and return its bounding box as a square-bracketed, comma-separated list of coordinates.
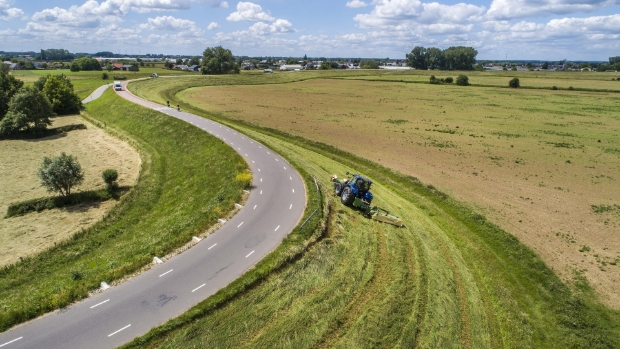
[253, 205, 257, 210]
[90, 299, 110, 309]
[290, 204, 292, 210]
[108, 325, 131, 337]
[238, 222, 244, 228]
[0, 337, 23, 348]
[209, 243, 217, 250]
[192, 284, 206, 293]
[275, 225, 280, 231]
[245, 251, 255, 258]
[159, 270, 173, 278]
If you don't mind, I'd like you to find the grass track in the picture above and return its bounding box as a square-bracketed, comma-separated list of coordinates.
[122, 75, 620, 348]
[0, 88, 247, 331]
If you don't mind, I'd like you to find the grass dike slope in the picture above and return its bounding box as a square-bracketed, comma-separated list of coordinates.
[0, 88, 248, 331]
[121, 76, 620, 348]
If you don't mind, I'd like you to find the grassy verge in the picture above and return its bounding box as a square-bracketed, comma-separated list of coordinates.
[0, 88, 247, 331]
[5, 187, 127, 218]
[123, 76, 620, 348]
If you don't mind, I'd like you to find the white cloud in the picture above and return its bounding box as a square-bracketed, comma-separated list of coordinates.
[487, 0, 618, 20]
[226, 2, 274, 21]
[218, 1, 229, 8]
[207, 21, 219, 29]
[139, 16, 201, 32]
[0, 0, 24, 20]
[269, 19, 294, 33]
[346, 0, 367, 8]
[353, 0, 486, 30]
[32, 0, 193, 23]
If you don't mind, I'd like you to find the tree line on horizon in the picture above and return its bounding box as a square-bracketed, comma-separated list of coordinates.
[406, 46, 478, 70]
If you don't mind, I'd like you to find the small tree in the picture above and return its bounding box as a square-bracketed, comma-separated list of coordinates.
[509, 77, 520, 88]
[445, 77, 454, 83]
[42, 74, 82, 115]
[0, 72, 24, 120]
[456, 74, 469, 86]
[201, 46, 239, 75]
[37, 152, 85, 197]
[102, 169, 119, 192]
[69, 61, 80, 72]
[0, 87, 53, 135]
[102, 72, 109, 80]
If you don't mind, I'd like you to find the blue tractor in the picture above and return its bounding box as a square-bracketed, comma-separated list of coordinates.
[331, 172, 404, 227]
[332, 172, 374, 210]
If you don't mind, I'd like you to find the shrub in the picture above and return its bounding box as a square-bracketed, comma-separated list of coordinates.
[102, 168, 119, 192]
[445, 77, 453, 83]
[456, 75, 469, 86]
[235, 172, 253, 188]
[552, 86, 558, 90]
[102, 72, 109, 80]
[509, 77, 520, 88]
[37, 152, 85, 197]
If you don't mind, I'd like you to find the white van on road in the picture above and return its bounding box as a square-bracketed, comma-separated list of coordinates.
[114, 81, 122, 91]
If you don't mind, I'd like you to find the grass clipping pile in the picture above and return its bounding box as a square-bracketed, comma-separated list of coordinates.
[0, 115, 140, 267]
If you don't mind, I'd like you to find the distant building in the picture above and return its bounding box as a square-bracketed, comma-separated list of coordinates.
[280, 64, 303, 71]
[120, 64, 139, 71]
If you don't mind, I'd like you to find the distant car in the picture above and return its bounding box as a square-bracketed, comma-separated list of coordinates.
[264, 69, 273, 73]
[113, 81, 122, 91]
[151, 73, 158, 78]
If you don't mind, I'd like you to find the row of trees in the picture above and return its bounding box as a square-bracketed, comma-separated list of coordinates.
[70, 57, 102, 72]
[406, 46, 478, 70]
[0, 72, 82, 136]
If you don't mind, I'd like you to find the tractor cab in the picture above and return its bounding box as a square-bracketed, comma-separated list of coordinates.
[330, 172, 404, 227]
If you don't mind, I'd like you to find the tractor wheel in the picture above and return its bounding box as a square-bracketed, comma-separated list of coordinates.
[334, 183, 344, 196]
[341, 186, 355, 206]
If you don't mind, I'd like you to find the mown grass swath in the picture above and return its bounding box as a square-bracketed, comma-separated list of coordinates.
[5, 187, 128, 218]
[0, 88, 247, 331]
[122, 75, 620, 348]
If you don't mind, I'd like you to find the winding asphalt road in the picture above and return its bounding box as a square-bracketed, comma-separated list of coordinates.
[0, 82, 306, 349]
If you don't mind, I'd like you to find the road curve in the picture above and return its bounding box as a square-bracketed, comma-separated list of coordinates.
[0, 81, 306, 349]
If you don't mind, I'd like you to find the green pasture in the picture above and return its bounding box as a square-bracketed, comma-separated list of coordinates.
[11, 67, 200, 99]
[121, 75, 620, 348]
[0, 88, 247, 331]
[341, 69, 620, 91]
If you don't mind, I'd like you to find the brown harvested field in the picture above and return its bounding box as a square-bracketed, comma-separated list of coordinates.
[180, 78, 620, 307]
[0, 115, 141, 267]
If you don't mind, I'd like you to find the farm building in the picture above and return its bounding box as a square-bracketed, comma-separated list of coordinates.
[120, 64, 139, 71]
[280, 64, 303, 71]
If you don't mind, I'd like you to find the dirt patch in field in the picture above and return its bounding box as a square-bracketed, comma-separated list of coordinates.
[181, 79, 620, 308]
[0, 115, 141, 266]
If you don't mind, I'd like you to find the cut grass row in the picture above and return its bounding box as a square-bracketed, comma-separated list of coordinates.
[0, 88, 248, 331]
[122, 76, 620, 348]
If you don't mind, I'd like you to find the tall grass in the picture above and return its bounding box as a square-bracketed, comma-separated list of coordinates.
[120, 76, 620, 348]
[0, 88, 247, 331]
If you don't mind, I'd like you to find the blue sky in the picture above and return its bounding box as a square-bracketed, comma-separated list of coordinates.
[1, 0, 618, 60]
